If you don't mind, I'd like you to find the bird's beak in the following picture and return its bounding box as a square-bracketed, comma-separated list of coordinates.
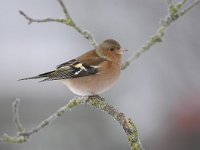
[117, 48, 128, 55]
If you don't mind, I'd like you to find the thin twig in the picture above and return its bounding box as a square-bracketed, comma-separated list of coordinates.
[180, 0, 200, 16]
[19, 96, 87, 138]
[121, 0, 200, 70]
[12, 98, 24, 132]
[19, 11, 65, 25]
[57, 0, 70, 19]
[55, 0, 104, 58]
[19, 0, 99, 52]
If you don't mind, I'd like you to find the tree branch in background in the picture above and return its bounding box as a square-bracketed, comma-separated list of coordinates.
[121, 0, 200, 69]
[1, 0, 199, 150]
[19, 0, 110, 60]
[19, 0, 97, 48]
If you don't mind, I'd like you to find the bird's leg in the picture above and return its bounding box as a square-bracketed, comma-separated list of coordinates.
[87, 94, 105, 102]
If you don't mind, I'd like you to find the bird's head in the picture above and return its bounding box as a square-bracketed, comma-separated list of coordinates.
[99, 39, 127, 62]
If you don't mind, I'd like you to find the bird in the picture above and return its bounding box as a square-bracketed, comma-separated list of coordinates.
[19, 39, 127, 96]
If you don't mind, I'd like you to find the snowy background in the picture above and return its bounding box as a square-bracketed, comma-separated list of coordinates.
[0, 0, 200, 150]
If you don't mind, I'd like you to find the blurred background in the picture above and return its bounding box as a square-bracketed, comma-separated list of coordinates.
[0, 0, 200, 150]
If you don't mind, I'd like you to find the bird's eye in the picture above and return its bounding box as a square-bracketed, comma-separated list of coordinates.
[109, 47, 115, 51]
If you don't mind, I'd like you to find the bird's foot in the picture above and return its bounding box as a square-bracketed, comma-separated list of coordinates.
[87, 94, 105, 101]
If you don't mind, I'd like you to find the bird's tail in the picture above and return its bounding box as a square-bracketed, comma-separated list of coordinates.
[19, 71, 55, 81]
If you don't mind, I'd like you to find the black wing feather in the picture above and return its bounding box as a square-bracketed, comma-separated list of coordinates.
[41, 63, 98, 81]
[20, 58, 101, 82]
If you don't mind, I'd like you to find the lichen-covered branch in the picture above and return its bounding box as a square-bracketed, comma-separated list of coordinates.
[121, 0, 200, 70]
[18, 96, 87, 138]
[0, 96, 142, 150]
[19, 0, 103, 57]
[86, 96, 143, 150]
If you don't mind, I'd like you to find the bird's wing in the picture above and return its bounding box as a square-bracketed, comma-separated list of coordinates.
[42, 51, 106, 81]
[57, 50, 106, 69]
[56, 59, 77, 69]
[20, 50, 106, 82]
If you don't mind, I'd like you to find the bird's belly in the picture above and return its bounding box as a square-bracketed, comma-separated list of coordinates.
[62, 73, 120, 96]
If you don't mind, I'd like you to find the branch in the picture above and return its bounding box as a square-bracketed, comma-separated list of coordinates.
[12, 98, 24, 132]
[0, 96, 143, 150]
[121, 0, 200, 69]
[19, 0, 107, 59]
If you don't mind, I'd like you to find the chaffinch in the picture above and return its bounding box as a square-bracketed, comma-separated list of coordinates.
[20, 39, 127, 96]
